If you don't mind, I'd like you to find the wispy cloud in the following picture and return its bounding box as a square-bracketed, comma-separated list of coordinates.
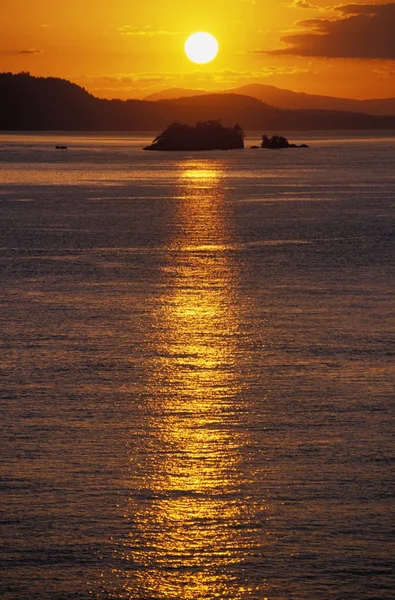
[0, 48, 44, 55]
[117, 25, 179, 37]
[19, 48, 44, 55]
[290, 0, 320, 9]
[76, 66, 308, 96]
[372, 60, 395, 78]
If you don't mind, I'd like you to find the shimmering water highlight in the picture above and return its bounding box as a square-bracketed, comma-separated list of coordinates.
[1, 132, 394, 600]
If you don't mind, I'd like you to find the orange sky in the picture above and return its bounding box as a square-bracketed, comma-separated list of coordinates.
[1, 0, 395, 99]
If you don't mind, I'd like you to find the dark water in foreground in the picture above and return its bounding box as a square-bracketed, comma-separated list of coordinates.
[1, 133, 394, 599]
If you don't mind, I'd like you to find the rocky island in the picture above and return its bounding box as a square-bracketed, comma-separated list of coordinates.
[143, 122, 310, 152]
[144, 121, 245, 151]
[261, 134, 309, 149]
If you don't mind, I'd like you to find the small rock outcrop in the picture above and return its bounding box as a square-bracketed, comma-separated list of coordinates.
[144, 121, 245, 151]
[261, 135, 309, 149]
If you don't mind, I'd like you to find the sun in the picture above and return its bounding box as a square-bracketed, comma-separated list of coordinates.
[184, 32, 219, 64]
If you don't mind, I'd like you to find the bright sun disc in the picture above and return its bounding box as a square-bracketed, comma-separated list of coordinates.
[185, 32, 219, 64]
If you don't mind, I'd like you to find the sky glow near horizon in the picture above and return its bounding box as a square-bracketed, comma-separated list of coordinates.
[1, 0, 395, 100]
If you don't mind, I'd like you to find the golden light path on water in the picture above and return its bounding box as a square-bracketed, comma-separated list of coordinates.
[106, 160, 268, 599]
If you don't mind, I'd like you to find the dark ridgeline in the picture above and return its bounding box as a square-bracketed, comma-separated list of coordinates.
[144, 121, 244, 151]
[144, 84, 395, 116]
[2, 72, 395, 131]
[0, 71, 154, 131]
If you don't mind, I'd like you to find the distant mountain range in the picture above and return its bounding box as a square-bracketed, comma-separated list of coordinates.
[1, 72, 395, 132]
[145, 84, 395, 116]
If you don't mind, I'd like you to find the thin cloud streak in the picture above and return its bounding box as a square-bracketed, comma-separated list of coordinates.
[117, 25, 180, 37]
[19, 49, 44, 55]
[0, 49, 44, 55]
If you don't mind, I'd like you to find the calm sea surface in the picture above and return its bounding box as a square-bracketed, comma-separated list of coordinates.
[1, 132, 394, 600]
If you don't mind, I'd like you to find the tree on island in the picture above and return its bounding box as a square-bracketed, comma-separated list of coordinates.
[144, 120, 245, 151]
[261, 134, 309, 149]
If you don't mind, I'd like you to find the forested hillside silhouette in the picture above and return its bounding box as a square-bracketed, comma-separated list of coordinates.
[1, 72, 395, 131]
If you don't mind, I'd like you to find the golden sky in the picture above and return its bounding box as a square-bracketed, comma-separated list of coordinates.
[1, 0, 395, 99]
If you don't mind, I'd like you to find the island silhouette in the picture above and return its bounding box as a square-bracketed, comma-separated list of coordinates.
[143, 123, 309, 151]
[144, 121, 244, 151]
[261, 135, 309, 149]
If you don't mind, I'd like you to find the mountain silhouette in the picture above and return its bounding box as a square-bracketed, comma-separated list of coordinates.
[144, 87, 208, 101]
[145, 83, 395, 116]
[1, 72, 395, 131]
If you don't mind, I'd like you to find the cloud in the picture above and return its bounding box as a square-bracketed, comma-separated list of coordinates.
[117, 25, 178, 36]
[290, 0, 320, 9]
[372, 60, 395, 78]
[265, 3, 395, 58]
[76, 66, 308, 96]
[0, 48, 44, 55]
[19, 49, 44, 54]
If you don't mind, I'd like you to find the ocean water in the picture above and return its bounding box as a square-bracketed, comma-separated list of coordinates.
[1, 132, 394, 600]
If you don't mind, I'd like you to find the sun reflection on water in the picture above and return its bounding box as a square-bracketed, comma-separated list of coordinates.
[107, 160, 267, 599]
